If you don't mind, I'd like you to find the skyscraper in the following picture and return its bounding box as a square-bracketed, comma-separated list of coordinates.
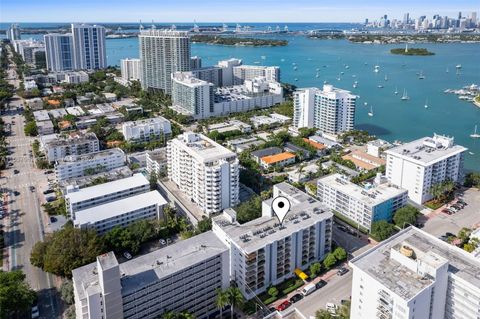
[71, 24, 107, 70]
[44, 33, 74, 71]
[293, 84, 356, 135]
[120, 58, 141, 81]
[6, 24, 21, 41]
[139, 29, 191, 93]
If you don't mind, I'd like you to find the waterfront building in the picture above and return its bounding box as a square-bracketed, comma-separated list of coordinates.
[65, 173, 149, 217]
[190, 55, 202, 69]
[192, 66, 223, 87]
[367, 139, 393, 158]
[212, 182, 333, 299]
[13, 40, 45, 66]
[385, 134, 467, 205]
[120, 58, 141, 81]
[44, 33, 74, 71]
[167, 132, 239, 215]
[342, 150, 386, 171]
[171, 72, 214, 119]
[349, 226, 480, 319]
[71, 24, 107, 70]
[73, 190, 167, 235]
[6, 24, 21, 41]
[293, 85, 356, 135]
[72, 231, 229, 319]
[232, 65, 280, 85]
[317, 173, 408, 230]
[55, 148, 126, 181]
[139, 29, 191, 93]
[217, 58, 242, 86]
[122, 116, 172, 142]
[42, 132, 100, 162]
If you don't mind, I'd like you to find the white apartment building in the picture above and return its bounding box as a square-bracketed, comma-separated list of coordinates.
[44, 33, 74, 71]
[55, 148, 126, 181]
[42, 132, 100, 162]
[146, 148, 167, 177]
[171, 72, 214, 119]
[213, 182, 333, 299]
[385, 134, 467, 204]
[65, 173, 149, 217]
[6, 24, 21, 41]
[13, 40, 45, 66]
[122, 116, 172, 142]
[71, 24, 107, 70]
[120, 58, 141, 81]
[349, 226, 480, 319]
[73, 190, 167, 235]
[167, 132, 239, 215]
[192, 66, 223, 87]
[72, 232, 229, 319]
[190, 55, 202, 69]
[293, 85, 356, 135]
[139, 29, 191, 93]
[217, 58, 242, 86]
[232, 65, 280, 85]
[317, 173, 408, 230]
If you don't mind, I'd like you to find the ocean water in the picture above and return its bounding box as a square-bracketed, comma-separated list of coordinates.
[3, 25, 480, 170]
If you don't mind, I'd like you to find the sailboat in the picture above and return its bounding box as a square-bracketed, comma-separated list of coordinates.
[368, 106, 374, 117]
[374, 66, 379, 73]
[394, 87, 399, 95]
[315, 72, 320, 78]
[424, 98, 429, 109]
[418, 71, 425, 80]
[384, 74, 388, 81]
[471, 125, 480, 138]
[401, 89, 410, 101]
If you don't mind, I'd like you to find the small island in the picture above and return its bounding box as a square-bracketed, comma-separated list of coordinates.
[191, 35, 288, 47]
[390, 48, 435, 56]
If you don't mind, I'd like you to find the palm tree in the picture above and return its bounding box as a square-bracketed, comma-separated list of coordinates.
[215, 289, 229, 319]
[226, 286, 245, 319]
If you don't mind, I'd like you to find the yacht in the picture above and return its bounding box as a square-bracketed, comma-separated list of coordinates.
[394, 87, 399, 95]
[401, 89, 410, 101]
[293, 66, 298, 71]
[374, 66, 380, 73]
[384, 74, 388, 81]
[424, 98, 429, 109]
[456, 64, 462, 69]
[471, 125, 480, 138]
[368, 106, 374, 117]
[377, 85, 384, 88]
[418, 71, 425, 80]
[364, 102, 368, 106]
[353, 83, 358, 88]
[315, 73, 320, 78]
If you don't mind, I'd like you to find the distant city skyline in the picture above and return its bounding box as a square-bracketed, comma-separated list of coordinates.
[1, 0, 479, 23]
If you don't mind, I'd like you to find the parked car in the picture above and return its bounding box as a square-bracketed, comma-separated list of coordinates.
[315, 279, 328, 289]
[159, 239, 167, 246]
[337, 267, 349, 276]
[445, 232, 456, 238]
[301, 283, 317, 296]
[326, 303, 338, 315]
[43, 189, 54, 195]
[13, 169, 19, 174]
[29, 186, 35, 191]
[289, 293, 303, 304]
[13, 190, 20, 196]
[31, 305, 39, 319]
[49, 216, 57, 223]
[123, 252, 132, 260]
[276, 300, 292, 311]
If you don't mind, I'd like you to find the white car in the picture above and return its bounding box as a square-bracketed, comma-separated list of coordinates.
[123, 252, 132, 260]
[31, 305, 40, 318]
[326, 303, 338, 315]
[159, 239, 167, 246]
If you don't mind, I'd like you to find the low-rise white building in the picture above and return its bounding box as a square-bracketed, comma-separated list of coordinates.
[55, 148, 126, 181]
[251, 113, 291, 128]
[167, 132, 239, 215]
[207, 120, 252, 134]
[42, 132, 100, 162]
[122, 116, 172, 142]
[349, 226, 480, 319]
[146, 148, 168, 177]
[212, 182, 333, 299]
[72, 231, 229, 319]
[367, 139, 393, 158]
[65, 173, 150, 217]
[73, 190, 167, 235]
[317, 173, 408, 230]
[385, 134, 467, 204]
[36, 120, 54, 135]
[25, 97, 43, 110]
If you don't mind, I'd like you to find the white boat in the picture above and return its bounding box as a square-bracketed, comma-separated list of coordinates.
[384, 74, 388, 81]
[315, 73, 320, 78]
[324, 80, 328, 84]
[340, 71, 345, 75]
[456, 64, 462, 69]
[469, 152, 475, 155]
[353, 83, 358, 88]
[345, 65, 350, 69]
[394, 87, 399, 95]
[294, 78, 298, 82]
[424, 98, 428, 109]
[281, 58, 285, 62]
[364, 102, 368, 106]
[446, 67, 449, 73]
[374, 66, 379, 73]
[471, 125, 480, 138]
[368, 106, 374, 117]
[293, 66, 298, 70]
[401, 89, 410, 101]
[377, 85, 384, 88]
[418, 71, 425, 80]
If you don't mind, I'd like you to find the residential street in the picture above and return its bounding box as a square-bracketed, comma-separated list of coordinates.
[1, 47, 61, 318]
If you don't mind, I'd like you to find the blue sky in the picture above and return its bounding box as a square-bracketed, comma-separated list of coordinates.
[1, 0, 479, 23]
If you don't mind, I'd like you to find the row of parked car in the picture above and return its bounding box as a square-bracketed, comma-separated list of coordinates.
[441, 199, 467, 215]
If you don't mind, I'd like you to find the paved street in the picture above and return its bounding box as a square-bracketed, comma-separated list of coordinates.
[1, 48, 61, 318]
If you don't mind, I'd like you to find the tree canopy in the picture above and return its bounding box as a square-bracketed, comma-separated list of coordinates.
[393, 206, 419, 228]
[371, 220, 396, 241]
[0, 270, 36, 319]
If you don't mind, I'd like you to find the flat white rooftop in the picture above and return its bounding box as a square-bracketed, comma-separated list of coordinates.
[65, 173, 149, 204]
[385, 134, 467, 165]
[73, 190, 167, 226]
[169, 132, 236, 163]
[318, 173, 407, 206]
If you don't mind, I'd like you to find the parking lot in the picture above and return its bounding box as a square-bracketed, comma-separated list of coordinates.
[422, 188, 480, 237]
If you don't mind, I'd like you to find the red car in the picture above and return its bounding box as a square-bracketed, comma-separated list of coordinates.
[276, 300, 292, 311]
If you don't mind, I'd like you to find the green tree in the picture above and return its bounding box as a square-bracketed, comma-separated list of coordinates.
[323, 253, 337, 270]
[226, 286, 245, 319]
[235, 196, 262, 224]
[315, 309, 334, 319]
[196, 218, 212, 233]
[24, 121, 38, 136]
[393, 206, 419, 228]
[333, 247, 347, 261]
[0, 270, 37, 319]
[60, 280, 74, 305]
[464, 172, 480, 188]
[309, 262, 322, 277]
[149, 171, 158, 190]
[371, 221, 396, 241]
[215, 289, 229, 319]
[267, 286, 279, 298]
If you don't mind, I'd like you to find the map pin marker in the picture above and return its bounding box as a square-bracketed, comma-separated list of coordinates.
[272, 196, 291, 225]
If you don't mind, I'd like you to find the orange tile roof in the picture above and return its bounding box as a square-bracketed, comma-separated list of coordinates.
[303, 138, 327, 150]
[261, 152, 296, 165]
[107, 140, 122, 148]
[58, 120, 72, 129]
[47, 99, 61, 106]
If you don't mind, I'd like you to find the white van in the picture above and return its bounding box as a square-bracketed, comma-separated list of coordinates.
[301, 283, 317, 296]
